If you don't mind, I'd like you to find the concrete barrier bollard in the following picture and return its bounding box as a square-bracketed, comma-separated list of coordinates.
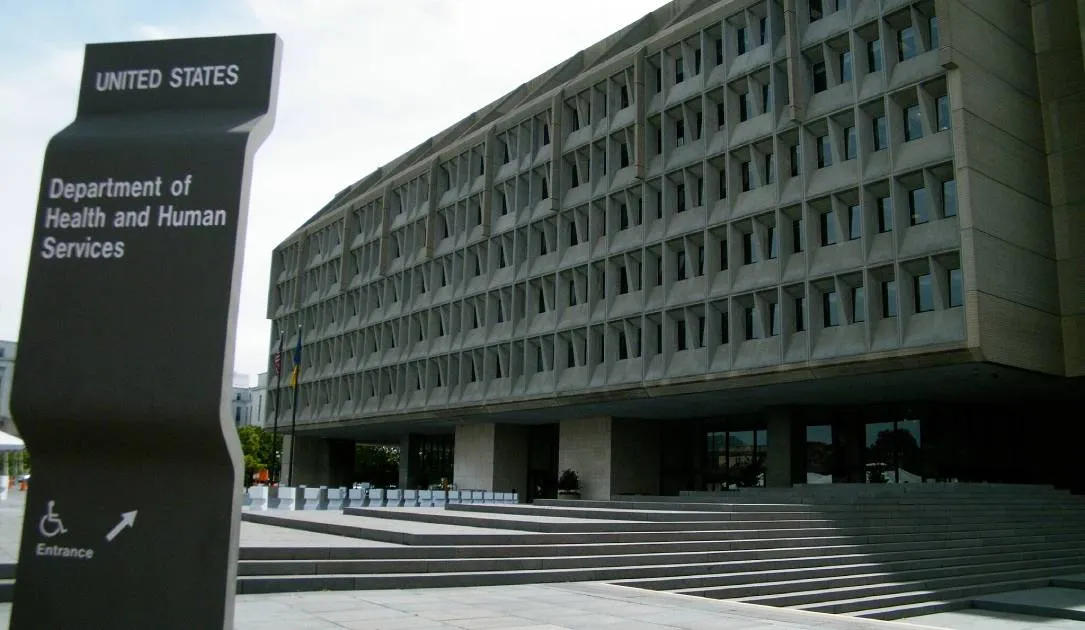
[247, 486, 269, 511]
[447, 490, 461, 504]
[275, 486, 296, 511]
[483, 491, 495, 503]
[369, 488, 386, 507]
[386, 488, 403, 507]
[418, 489, 433, 507]
[471, 490, 485, 503]
[346, 487, 365, 508]
[301, 487, 325, 510]
[326, 487, 346, 511]
[432, 490, 448, 508]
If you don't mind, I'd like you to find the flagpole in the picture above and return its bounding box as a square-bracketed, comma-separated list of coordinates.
[287, 324, 302, 486]
[269, 329, 285, 484]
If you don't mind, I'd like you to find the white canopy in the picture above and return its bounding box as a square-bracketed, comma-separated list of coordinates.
[0, 430, 25, 452]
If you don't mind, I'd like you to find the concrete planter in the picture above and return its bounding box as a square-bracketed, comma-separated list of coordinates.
[557, 490, 581, 500]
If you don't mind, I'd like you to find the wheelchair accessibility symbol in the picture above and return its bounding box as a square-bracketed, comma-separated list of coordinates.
[38, 500, 68, 538]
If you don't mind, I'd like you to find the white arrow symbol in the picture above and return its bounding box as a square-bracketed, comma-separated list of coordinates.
[105, 510, 138, 542]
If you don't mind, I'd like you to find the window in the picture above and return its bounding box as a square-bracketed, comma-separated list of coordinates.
[762, 83, 773, 113]
[620, 143, 630, 168]
[737, 27, 749, 55]
[720, 312, 730, 343]
[694, 49, 702, 75]
[840, 49, 853, 83]
[538, 287, 547, 313]
[937, 95, 950, 131]
[817, 135, 832, 168]
[790, 144, 802, 177]
[898, 26, 917, 61]
[852, 286, 866, 322]
[795, 297, 806, 332]
[540, 177, 549, 199]
[697, 245, 705, 276]
[620, 85, 630, 109]
[942, 180, 958, 217]
[676, 322, 687, 350]
[676, 251, 687, 281]
[909, 187, 930, 225]
[810, 0, 824, 21]
[739, 93, 750, 121]
[719, 239, 729, 270]
[655, 67, 663, 92]
[542, 123, 550, 145]
[877, 196, 893, 233]
[948, 266, 963, 307]
[764, 153, 775, 185]
[676, 119, 686, 146]
[676, 183, 686, 212]
[848, 205, 861, 240]
[881, 280, 897, 317]
[716, 102, 726, 129]
[695, 112, 703, 140]
[914, 272, 933, 312]
[822, 290, 841, 326]
[820, 211, 837, 246]
[743, 232, 756, 264]
[768, 225, 778, 259]
[569, 221, 579, 246]
[873, 115, 889, 151]
[812, 62, 827, 93]
[619, 205, 629, 230]
[793, 218, 805, 253]
[617, 331, 629, 360]
[744, 306, 758, 339]
[715, 37, 724, 65]
[904, 104, 923, 141]
[868, 38, 883, 72]
[770, 302, 781, 336]
[570, 164, 580, 188]
[619, 266, 630, 294]
[930, 16, 940, 49]
[569, 281, 578, 306]
[759, 17, 768, 45]
[845, 126, 857, 160]
[741, 161, 752, 192]
[675, 57, 685, 83]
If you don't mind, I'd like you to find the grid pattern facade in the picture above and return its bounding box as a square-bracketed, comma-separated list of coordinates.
[270, 0, 967, 427]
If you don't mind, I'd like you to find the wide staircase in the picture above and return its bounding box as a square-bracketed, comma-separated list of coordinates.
[238, 484, 1085, 620]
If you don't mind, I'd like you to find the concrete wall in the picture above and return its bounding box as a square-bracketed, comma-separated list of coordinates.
[946, 0, 1065, 375]
[558, 417, 613, 501]
[1034, 0, 1085, 376]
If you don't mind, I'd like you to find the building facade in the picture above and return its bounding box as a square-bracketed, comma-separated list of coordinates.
[269, 0, 1085, 497]
[231, 373, 269, 429]
[0, 341, 15, 436]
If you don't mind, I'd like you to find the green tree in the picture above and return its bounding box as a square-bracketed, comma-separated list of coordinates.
[354, 444, 399, 487]
[237, 426, 282, 485]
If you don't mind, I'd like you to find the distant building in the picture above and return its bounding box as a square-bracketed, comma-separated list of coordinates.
[231, 373, 270, 429]
[0, 341, 14, 436]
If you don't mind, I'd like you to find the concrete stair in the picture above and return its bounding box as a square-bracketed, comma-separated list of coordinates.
[231, 483, 1085, 621]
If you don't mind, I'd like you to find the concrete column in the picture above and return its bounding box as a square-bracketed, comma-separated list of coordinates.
[766, 407, 804, 487]
[281, 435, 354, 487]
[558, 416, 612, 501]
[398, 433, 411, 489]
[452, 423, 528, 493]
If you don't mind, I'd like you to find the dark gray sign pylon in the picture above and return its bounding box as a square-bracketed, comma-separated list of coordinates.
[10, 34, 281, 629]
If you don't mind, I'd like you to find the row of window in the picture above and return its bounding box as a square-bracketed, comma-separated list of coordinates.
[282, 264, 964, 388]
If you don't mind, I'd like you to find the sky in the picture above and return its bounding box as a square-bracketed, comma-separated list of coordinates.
[0, 0, 668, 382]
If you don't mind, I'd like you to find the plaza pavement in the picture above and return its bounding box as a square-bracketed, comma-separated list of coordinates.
[0, 490, 1082, 629]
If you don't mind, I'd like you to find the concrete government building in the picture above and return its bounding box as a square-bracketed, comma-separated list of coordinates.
[269, 0, 1085, 499]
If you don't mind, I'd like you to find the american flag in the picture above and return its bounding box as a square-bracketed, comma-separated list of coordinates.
[272, 332, 285, 376]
